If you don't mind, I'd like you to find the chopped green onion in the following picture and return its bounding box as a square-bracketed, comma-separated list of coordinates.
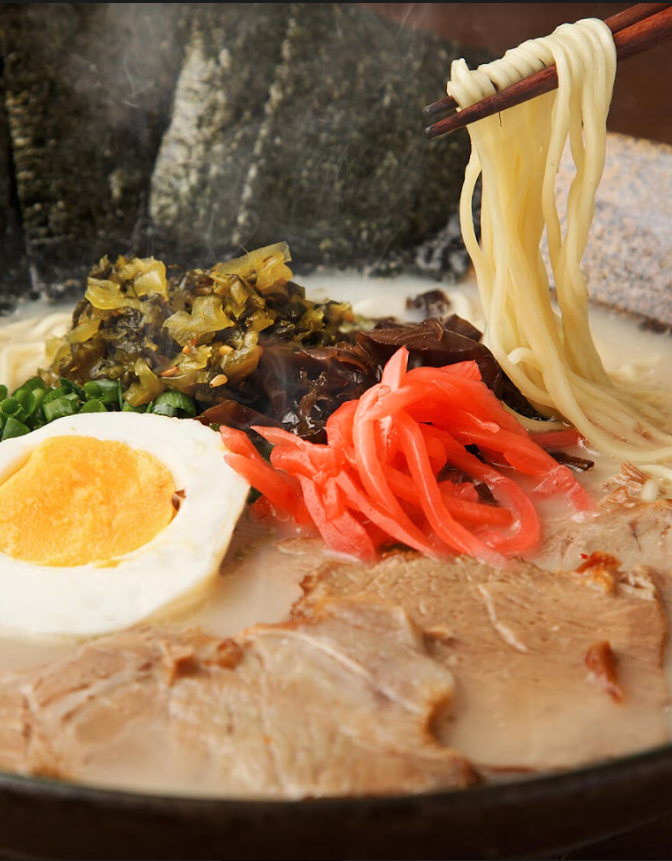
[12, 376, 46, 396]
[83, 381, 102, 400]
[43, 396, 79, 422]
[42, 387, 68, 406]
[59, 377, 86, 400]
[14, 387, 47, 419]
[14, 389, 35, 416]
[0, 398, 27, 424]
[151, 403, 178, 417]
[97, 379, 122, 405]
[150, 391, 197, 418]
[79, 399, 107, 413]
[0, 370, 201, 446]
[84, 379, 120, 405]
[32, 388, 47, 412]
[2, 417, 30, 440]
[122, 401, 147, 413]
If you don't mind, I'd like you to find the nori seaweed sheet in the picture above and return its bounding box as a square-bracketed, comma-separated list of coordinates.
[231, 4, 472, 267]
[0, 2, 189, 302]
[153, 3, 480, 272]
[149, 3, 292, 266]
[0, 64, 29, 309]
[0, 3, 486, 308]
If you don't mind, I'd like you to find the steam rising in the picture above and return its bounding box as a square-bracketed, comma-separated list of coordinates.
[0, 3, 483, 308]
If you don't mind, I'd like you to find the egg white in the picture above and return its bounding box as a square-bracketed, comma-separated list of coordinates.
[0, 412, 250, 638]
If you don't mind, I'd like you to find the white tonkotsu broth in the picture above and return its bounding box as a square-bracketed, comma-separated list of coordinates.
[0, 308, 71, 393]
[0, 273, 670, 793]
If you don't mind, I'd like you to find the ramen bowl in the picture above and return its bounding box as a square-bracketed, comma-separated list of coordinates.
[0, 130, 666, 860]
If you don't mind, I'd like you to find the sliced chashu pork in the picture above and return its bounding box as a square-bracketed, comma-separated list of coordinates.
[296, 552, 669, 772]
[533, 474, 672, 628]
[0, 596, 476, 797]
[534, 499, 672, 575]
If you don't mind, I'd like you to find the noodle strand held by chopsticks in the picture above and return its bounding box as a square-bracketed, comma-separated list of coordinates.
[448, 18, 672, 463]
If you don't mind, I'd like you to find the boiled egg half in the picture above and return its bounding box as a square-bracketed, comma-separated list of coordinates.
[0, 412, 249, 638]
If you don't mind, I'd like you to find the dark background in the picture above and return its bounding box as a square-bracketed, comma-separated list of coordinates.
[361, 3, 672, 145]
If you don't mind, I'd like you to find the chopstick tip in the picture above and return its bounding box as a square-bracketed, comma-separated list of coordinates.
[424, 94, 458, 119]
[424, 102, 443, 119]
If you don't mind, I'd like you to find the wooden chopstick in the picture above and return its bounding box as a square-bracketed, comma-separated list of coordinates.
[424, 1, 669, 120]
[425, 3, 672, 140]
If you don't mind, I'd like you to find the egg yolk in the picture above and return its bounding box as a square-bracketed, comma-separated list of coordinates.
[0, 435, 177, 567]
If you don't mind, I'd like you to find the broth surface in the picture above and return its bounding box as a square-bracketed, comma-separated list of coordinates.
[0, 273, 671, 794]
